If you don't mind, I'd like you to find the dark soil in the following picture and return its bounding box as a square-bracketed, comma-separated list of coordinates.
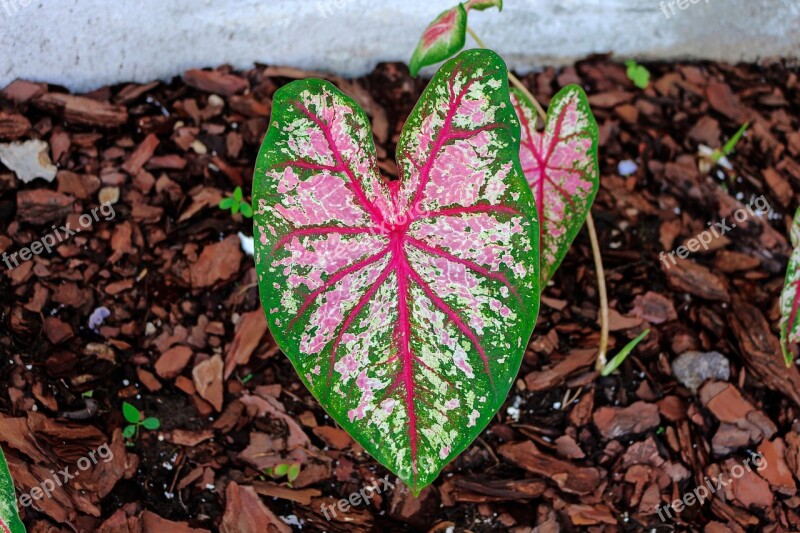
[1, 55, 800, 532]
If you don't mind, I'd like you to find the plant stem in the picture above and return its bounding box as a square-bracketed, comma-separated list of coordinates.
[586, 212, 609, 371]
[467, 24, 610, 371]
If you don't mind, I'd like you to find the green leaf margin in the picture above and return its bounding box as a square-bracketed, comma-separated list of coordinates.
[780, 205, 800, 366]
[0, 446, 25, 533]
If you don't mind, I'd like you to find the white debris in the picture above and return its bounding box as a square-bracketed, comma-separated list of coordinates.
[238, 231, 254, 256]
[0, 139, 57, 183]
[617, 159, 638, 176]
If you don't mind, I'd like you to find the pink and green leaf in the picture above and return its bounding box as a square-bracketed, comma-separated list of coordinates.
[465, 0, 503, 11]
[0, 447, 25, 533]
[780, 206, 800, 366]
[409, 4, 467, 78]
[512, 85, 599, 285]
[253, 49, 539, 494]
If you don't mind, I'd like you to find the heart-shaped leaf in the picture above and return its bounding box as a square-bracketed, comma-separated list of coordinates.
[0, 447, 25, 533]
[409, 4, 467, 77]
[511, 85, 599, 284]
[254, 49, 539, 494]
[780, 206, 800, 366]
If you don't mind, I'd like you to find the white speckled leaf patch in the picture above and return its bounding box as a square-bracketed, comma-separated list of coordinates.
[512, 85, 599, 285]
[780, 206, 800, 366]
[0, 447, 24, 533]
[253, 49, 540, 494]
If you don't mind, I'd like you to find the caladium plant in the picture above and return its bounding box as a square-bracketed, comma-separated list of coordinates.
[253, 49, 540, 493]
[780, 206, 800, 366]
[0, 447, 24, 533]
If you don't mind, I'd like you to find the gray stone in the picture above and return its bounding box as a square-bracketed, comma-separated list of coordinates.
[672, 351, 730, 392]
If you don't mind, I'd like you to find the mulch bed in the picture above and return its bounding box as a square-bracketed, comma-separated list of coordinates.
[1, 55, 799, 532]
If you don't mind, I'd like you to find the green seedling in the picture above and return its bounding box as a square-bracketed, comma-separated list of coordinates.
[600, 329, 651, 376]
[625, 60, 650, 90]
[264, 463, 301, 487]
[122, 401, 161, 445]
[712, 122, 749, 163]
[219, 186, 253, 218]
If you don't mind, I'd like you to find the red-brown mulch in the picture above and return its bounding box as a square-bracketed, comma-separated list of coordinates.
[1, 55, 799, 532]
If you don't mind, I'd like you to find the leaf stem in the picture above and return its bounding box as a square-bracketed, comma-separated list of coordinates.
[467, 24, 610, 371]
[586, 212, 609, 371]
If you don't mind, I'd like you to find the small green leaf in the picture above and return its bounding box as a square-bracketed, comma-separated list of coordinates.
[625, 60, 650, 90]
[241, 373, 253, 384]
[263, 467, 274, 477]
[122, 425, 137, 439]
[122, 402, 141, 424]
[234, 186, 243, 202]
[273, 464, 290, 477]
[219, 197, 234, 210]
[721, 122, 749, 156]
[240, 202, 253, 219]
[231, 201, 240, 215]
[465, 0, 502, 11]
[142, 417, 161, 430]
[409, 4, 467, 77]
[0, 446, 26, 533]
[287, 463, 301, 482]
[601, 329, 651, 376]
[82, 390, 94, 398]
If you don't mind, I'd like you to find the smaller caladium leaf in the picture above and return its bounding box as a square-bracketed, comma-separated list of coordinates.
[0, 447, 25, 533]
[465, 0, 502, 11]
[780, 206, 800, 366]
[511, 85, 599, 285]
[409, 4, 467, 77]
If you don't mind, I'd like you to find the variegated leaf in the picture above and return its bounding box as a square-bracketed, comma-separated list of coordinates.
[511, 85, 599, 284]
[465, 0, 503, 11]
[253, 49, 539, 494]
[780, 206, 800, 366]
[409, 4, 467, 78]
[0, 447, 24, 533]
